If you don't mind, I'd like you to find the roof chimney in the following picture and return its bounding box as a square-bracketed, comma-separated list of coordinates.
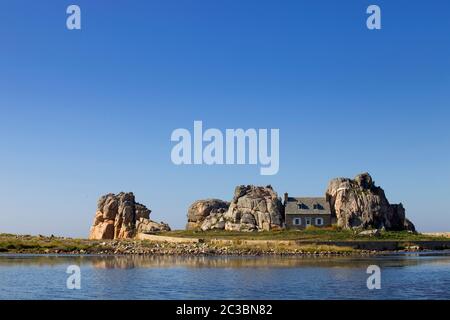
[284, 192, 288, 205]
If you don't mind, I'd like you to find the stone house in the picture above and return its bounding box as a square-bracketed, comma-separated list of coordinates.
[284, 193, 333, 229]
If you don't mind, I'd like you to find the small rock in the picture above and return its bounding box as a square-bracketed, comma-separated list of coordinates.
[358, 229, 381, 237]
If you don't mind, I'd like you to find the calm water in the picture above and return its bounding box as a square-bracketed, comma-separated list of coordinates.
[1, 252, 449, 300]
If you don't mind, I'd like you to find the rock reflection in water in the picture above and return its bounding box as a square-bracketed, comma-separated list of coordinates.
[1, 252, 450, 270]
[1, 253, 450, 299]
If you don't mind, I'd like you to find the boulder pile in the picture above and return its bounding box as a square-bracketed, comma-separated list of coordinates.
[89, 192, 170, 240]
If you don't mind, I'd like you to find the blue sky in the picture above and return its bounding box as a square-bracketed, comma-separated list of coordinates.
[0, 0, 449, 236]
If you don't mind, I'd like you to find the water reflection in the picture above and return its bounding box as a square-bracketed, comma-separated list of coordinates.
[1, 253, 450, 300]
[1, 252, 450, 269]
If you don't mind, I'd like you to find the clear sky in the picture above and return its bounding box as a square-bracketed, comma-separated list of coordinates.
[1, 0, 449, 236]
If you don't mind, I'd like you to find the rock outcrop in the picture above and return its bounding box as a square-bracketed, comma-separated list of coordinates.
[89, 192, 171, 240]
[136, 218, 171, 234]
[187, 185, 284, 232]
[186, 199, 229, 231]
[224, 185, 284, 231]
[199, 212, 227, 231]
[326, 173, 415, 231]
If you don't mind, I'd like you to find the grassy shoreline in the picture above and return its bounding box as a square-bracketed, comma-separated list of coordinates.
[160, 229, 449, 241]
[1, 230, 449, 256]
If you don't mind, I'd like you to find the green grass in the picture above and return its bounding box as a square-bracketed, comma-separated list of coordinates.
[160, 228, 450, 242]
[0, 234, 96, 253]
[1, 229, 448, 255]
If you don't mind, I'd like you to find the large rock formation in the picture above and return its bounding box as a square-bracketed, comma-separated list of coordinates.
[224, 185, 284, 231]
[89, 192, 171, 240]
[187, 185, 284, 232]
[326, 173, 415, 231]
[186, 199, 230, 231]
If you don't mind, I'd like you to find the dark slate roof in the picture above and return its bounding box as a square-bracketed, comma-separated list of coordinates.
[285, 197, 331, 215]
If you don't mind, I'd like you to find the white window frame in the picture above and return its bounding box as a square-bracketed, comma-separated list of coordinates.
[315, 217, 324, 226]
[293, 218, 301, 226]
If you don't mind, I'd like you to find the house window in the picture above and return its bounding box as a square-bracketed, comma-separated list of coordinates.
[293, 218, 301, 226]
[305, 217, 311, 226]
[315, 218, 324, 226]
[298, 203, 307, 210]
[313, 204, 323, 210]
